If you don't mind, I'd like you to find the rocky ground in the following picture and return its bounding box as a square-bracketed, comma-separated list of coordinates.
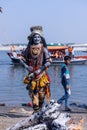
[0, 103, 87, 130]
[0, 105, 33, 130]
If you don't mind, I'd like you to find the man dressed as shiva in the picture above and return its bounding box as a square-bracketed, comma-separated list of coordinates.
[23, 26, 51, 112]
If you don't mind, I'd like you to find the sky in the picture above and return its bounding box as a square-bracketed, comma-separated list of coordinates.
[0, 0, 87, 45]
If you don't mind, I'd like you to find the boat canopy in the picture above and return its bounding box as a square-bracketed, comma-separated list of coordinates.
[47, 43, 68, 51]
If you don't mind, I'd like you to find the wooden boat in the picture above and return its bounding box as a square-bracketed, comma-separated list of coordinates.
[74, 55, 87, 59]
[51, 57, 87, 65]
[7, 52, 23, 64]
[7, 43, 87, 65]
[47, 43, 87, 65]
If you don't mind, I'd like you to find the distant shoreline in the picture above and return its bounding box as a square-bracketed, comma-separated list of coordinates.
[0, 45, 26, 51]
[0, 45, 87, 51]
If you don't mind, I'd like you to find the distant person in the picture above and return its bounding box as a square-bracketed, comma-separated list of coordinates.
[72, 47, 75, 58]
[57, 55, 71, 111]
[10, 45, 17, 58]
[68, 46, 74, 58]
[12, 51, 17, 58]
[0, 7, 3, 13]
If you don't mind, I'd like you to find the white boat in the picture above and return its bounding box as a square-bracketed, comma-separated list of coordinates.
[7, 43, 87, 66]
[7, 52, 23, 64]
[47, 43, 87, 65]
[52, 58, 87, 65]
[7, 52, 87, 66]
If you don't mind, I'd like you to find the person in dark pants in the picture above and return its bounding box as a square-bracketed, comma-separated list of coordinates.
[57, 55, 71, 111]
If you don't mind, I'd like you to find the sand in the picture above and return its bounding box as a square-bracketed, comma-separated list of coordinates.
[0, 105, 33, 130]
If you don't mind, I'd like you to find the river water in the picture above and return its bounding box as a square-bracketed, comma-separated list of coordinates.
[0, 51, 87, 105]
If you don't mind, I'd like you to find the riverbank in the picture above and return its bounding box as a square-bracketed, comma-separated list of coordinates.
[0, 105, 33, 130]
[0, 104, 87, 130]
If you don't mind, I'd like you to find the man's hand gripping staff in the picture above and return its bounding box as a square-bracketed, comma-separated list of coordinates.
[24, 65, 46, 84]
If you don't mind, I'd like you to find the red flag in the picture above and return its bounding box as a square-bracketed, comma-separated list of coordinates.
[0, 7, 3, 13]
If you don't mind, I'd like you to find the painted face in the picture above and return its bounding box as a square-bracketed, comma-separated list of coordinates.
[30, 43, 42, 58]
[33, 34, 41, 44]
